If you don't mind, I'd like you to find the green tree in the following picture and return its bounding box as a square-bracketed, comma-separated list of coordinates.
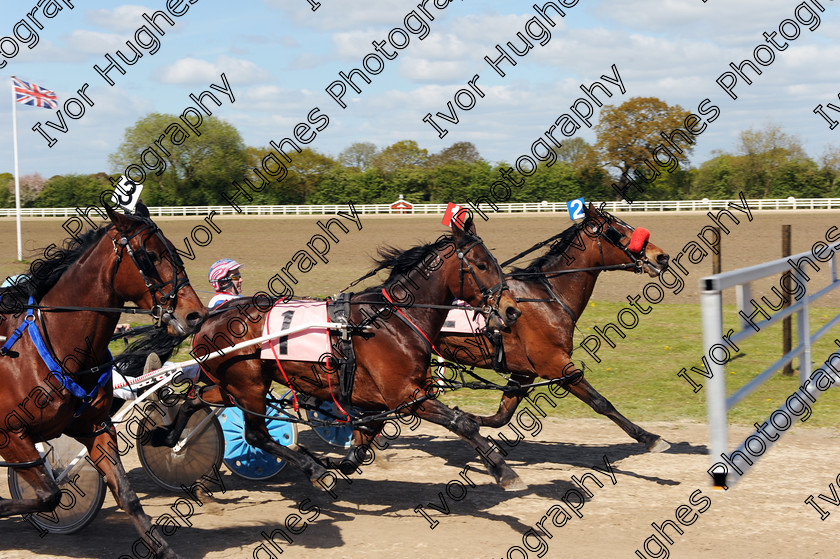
[513, 162, 580, 202]
[371, 140, 428, 174]
[692, 153, 740, 199]
[37, 174, 111, 207]
[820, 144, 840, 195]
[287, 148, 337, 203]
[594, 97, 691, 199]
[338, 142, 378, 171]
[429, 161, 494, 203]
[109, 113, 248, 205]
[736, 124, 807, 198]
[428, 142, 483, 167]
[0, 173, 12, 208]
[555, 137, 598, 170]
[769, 158, 828, 198]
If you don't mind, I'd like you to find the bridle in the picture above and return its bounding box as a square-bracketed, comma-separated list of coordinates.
[109, 218, 191, 327]
[585, 208, 651, 274]
[455, 235, 510, 322]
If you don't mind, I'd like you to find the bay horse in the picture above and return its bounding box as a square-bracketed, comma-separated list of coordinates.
[437, 203, 672, 452]
[0, 204, 206, 559]
[152, 219, 529, 489]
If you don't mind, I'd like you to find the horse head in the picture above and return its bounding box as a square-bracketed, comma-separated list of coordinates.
[106, 203, 207, 336]
[581, 203, 669, 277]
[449, 217, 521, 328]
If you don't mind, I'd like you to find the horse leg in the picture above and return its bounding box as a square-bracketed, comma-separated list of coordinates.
[412, 399, 526, 490]
[566, 376, 670, 452]
[465, 382, 527, 428]
[325, 421, 385, 475]
[0, 439, 61, 517]
[147, 386, 218, 447]
[237, 395, 328, 484]
[83, 426, 181, 559]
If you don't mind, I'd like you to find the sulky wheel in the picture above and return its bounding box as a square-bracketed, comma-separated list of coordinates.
[219, 402, 297, 481]
[304, 398, 354, 449]
[8, 435, 107, 535]
[135, 394, 225, 492]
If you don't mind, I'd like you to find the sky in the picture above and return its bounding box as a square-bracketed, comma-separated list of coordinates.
[2, 0, 839, 179]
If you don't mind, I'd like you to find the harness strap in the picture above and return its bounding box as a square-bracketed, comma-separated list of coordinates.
[381, 288, 440, 355]
[1, 297, 112, 418]
[500, 229, 571, 268]
[0, 313, 31, 355]
[537, 276, 578, 324]
[264, 301, 300, 413]
[0, 456, 46, 469]
[328, 293, 357, 412]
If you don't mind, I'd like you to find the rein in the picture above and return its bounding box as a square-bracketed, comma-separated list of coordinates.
[108, 220, 193, 328]
[0, 215, 192, 433]
[2, 303, 159, 315]
[210, 358, 585, 430]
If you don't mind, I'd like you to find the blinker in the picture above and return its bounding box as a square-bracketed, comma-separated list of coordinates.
[628, 227, 650, 253]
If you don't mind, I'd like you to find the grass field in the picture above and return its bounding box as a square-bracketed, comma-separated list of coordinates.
[3, 210, 840, 429]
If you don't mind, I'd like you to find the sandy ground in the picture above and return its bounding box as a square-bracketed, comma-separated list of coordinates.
[2, 211, 840, 558]
[2, 416, 839, 559]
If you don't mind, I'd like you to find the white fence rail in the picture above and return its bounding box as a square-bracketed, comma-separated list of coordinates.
[701, 242, 840, 488]
[2, 197, 840, 218]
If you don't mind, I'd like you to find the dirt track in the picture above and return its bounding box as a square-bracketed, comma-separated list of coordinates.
[3, 211, 840, 558]
[2, 417, 838, 559]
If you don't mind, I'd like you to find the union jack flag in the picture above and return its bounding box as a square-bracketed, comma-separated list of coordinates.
[12, 77, 57, 109]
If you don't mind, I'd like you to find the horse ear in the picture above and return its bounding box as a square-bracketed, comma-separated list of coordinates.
[450, 215, 476, 239]
[105, 203, 133, 230]
[584, 202, 596, 217]
[134, 201, 151, 219]
[451, 218, 465, 240]
[463, 216, 476, 236]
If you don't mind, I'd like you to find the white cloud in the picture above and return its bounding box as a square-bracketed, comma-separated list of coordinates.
[87, 5, 151, 31]
[398, 57, 469, 83]
[66, 30, 127, 55]
[263, 0, 423, 31]
[156, 56, 268, 85]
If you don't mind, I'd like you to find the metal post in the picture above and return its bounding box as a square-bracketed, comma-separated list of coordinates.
[702, 287, 728, 487]
[798, 269, 811, 384]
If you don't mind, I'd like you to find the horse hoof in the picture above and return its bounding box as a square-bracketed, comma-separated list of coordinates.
[309, 464, 328, 486]
[147, 427, 177, 448]
[647, 438, 670, 453]
[501, 475, 527, 491]
[338, 458, 363, 476]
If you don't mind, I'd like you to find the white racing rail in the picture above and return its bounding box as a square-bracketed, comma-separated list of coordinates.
[701, 243, 840, 488]
[55, 322, 346, 483]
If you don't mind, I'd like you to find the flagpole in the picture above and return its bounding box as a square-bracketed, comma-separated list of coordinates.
[11, 76, 22, 261]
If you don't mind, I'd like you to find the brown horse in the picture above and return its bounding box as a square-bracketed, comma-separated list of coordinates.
[0, 205, 206, 559]
[153, 219, 529, 489]
[437, 203, 671, 452]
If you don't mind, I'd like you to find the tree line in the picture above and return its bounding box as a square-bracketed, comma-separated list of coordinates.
[2, 97, 839, 208]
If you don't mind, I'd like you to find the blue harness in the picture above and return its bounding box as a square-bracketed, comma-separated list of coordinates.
[1, 296, 113, 418]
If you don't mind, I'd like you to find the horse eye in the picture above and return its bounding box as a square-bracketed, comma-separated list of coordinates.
[477, 263, 487, 271]
[148, 251, 160, 264]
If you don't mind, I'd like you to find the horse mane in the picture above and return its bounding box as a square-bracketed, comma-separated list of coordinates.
[511, 223, 584, 274]
[358, 233, 474, 294]
[22, 227, 111, 301]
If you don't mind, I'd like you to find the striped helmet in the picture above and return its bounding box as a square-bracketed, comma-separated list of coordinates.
[208, 259, 243, 291]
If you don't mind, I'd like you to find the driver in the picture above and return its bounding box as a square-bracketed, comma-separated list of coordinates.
[208, 258, 244, 308]
[113, 259, 248, 405]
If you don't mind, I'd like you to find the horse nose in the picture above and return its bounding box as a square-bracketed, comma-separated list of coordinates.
[504, 304, 521, 326]
[185, 310, 206, 332]
[657, 253, 670, 269]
